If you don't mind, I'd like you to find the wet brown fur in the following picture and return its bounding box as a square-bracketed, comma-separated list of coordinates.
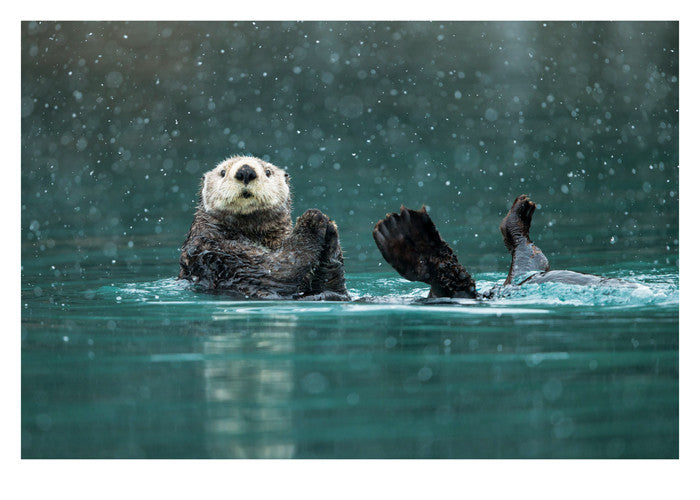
[178, 158, 348, 300]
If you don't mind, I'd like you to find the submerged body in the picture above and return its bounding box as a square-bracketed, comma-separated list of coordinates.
[178, 156, 349, 300]
[374, 195, 631, 299]
[519, 269, 635, 287]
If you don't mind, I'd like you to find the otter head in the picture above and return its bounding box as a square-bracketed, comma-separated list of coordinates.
[200, 156, 291, 215]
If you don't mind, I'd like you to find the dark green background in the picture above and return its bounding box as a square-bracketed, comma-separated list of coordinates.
[22, 21, 678, 277]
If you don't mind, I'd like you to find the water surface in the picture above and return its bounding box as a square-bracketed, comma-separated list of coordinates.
[22, 246, 678, 458]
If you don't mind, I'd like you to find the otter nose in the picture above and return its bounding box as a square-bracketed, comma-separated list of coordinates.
[234, 164, 257, 185]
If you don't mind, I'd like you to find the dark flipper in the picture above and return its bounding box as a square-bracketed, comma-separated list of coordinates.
[499, 195, 550, 285]
[372, 206, 477, 298]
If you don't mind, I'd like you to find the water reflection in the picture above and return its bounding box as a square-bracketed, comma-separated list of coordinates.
[201, 315, 297, 458]
[20, 281, 678, 458]
[182, 298, 678, 458]
[20, 263, 678, 459]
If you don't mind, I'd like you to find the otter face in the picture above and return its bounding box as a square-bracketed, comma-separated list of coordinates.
[201, 156, 290, 215]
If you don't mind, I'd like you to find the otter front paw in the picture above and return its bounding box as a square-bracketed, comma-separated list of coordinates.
[294, 208, 335, 246]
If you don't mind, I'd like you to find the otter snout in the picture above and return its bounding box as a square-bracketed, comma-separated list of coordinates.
[234, 164, 257, 185]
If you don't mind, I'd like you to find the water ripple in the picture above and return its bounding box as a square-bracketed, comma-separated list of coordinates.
[94, 270, 677, 314]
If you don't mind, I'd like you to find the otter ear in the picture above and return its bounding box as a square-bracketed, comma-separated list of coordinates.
[284, 172, 290, 184]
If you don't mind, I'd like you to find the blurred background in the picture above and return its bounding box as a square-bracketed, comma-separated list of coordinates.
[21, 21, 678, 278]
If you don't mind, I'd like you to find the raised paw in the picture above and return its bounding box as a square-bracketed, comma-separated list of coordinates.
[295, 208, 333, 241]
[500, 195, 537, 253]
[373, 206, 476, 297]
[298, 208, 330, 226]
[323, 218, 339, 246]
[375, 206, 443, 252]
[512, 195, 536, 224]
[374, 207, 423, 282]
[373, 206, 447, 283]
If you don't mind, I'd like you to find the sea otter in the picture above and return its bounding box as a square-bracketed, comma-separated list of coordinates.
[178, 155, 349, 300]
[373, 195, 630, 299]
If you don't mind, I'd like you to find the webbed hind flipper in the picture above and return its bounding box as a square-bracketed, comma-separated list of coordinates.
[499, 195, 550, 285]
[373, 206, 477, 298]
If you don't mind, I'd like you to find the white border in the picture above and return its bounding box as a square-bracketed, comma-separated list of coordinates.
[7, 2, 695, 499]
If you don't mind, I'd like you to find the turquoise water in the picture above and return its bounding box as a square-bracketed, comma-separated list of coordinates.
[22, 244, 678, 458]
[21, 21, 678, 458]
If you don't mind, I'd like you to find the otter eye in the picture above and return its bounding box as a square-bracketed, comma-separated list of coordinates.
[219, 169, 226, 177]
[265, 169, 272, 177]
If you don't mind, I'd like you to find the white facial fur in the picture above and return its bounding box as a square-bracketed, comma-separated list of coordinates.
[201, 156, 290, 215]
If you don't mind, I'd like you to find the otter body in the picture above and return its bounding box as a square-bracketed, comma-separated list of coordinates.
[179, 156, 349, 300]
